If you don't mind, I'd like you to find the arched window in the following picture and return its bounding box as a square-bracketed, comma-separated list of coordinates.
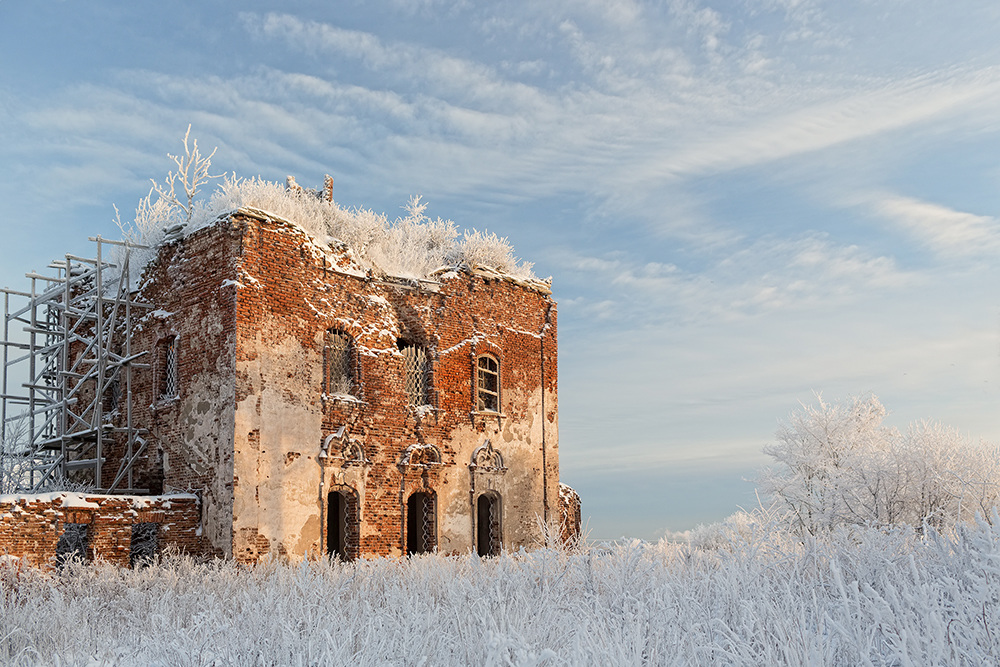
[325, 330, 354, 397]
[327, 487, 360, 561]
[401, 344, 430, 406]
[406, 491, 436, 555]
[476, 492, 502, 557]
[476, 355, 499, 412]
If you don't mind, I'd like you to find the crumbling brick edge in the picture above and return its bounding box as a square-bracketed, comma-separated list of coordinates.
[0, 492, 210, 569]
[558, 483, 582, 545]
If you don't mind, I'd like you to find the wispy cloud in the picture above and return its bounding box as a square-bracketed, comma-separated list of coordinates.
[625, 67, 1000, 184]
[556, 232, 915, 328]
[867, 192, 1000, 258]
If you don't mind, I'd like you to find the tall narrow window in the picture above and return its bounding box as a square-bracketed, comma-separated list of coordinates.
[406, 491, 436, 555]
[402, 345, 429, 406]
[158, 336, 178, 400]
[327, 488, 359, 561]
[477, 492, 502, 557]
[476, 355, 499, 412]
[325, 331, 354, 396]
[104, 376, 122, 415]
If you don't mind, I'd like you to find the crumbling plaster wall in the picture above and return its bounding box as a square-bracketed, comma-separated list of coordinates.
[229, 213, 558, 560]
[129, 223, 240, 558]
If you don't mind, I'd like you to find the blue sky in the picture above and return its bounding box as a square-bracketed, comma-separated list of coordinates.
[2, 1, 998, 539]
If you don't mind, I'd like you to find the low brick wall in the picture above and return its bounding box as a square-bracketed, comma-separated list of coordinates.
[0, 492, 204, 568]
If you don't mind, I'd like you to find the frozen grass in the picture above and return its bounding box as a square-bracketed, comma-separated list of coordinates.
[3, 514, 999, 666]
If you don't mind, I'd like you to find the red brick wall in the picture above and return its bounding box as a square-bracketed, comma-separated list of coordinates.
[0, 493, 204, 568]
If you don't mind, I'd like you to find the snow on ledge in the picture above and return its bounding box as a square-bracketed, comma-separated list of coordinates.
[0, 492, 199, 508]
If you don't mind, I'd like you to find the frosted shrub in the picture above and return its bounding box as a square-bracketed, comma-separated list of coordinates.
[116, 132, 538, 282]
[759, 394, 1000, 533]
[449, 228, 534, 280]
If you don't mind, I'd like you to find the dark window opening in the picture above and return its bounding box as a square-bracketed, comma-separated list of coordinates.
[406, 492, 436, 555]
[402, 344, 430, 406]
[158, 336, 178, 400]
[130, 523, 159, 568]
[477, 493, 502, 557]
[56, 523, 89, 567]
[325, 331, 354, 397]
[102, 375, 122, 417]
[476, 355, 499, 412]
[327, 489, 359, 561]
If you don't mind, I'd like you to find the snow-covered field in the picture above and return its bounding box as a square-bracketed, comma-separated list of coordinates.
[3, 516, 998, 666]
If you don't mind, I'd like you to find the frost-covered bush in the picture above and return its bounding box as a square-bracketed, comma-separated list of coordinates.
[0, 413, 30, 494]
[3, 516, 1000, 665]
[116, 132, 538, 282]
[759, 394, 1000, 533]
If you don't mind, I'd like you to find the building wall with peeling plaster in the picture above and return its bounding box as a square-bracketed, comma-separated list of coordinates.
[228, 212, 560, 559]
[95, 210, 569, 561]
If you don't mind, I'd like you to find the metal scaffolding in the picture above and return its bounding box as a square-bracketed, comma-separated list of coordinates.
[1, 236, 153, 493]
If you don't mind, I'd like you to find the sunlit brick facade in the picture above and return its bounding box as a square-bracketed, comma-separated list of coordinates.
[121, 209, 570, 561]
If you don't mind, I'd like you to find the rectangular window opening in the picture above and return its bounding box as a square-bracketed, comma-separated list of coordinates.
[56, 523, 89, 567]
[325, 331, 354, 397]
[402, 345, 429, 406]
[130, 522, 159, 568]
[158, 337, 178, 400]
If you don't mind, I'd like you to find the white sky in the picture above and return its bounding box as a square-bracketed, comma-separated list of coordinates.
[1, 0, 998, 539]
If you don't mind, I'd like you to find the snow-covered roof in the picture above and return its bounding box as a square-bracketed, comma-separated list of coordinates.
[119, 174, 552, 295]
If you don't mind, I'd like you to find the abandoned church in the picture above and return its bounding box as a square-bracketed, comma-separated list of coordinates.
[0, 177, 581, 566]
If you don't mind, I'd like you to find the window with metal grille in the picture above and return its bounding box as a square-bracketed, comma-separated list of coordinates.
[130, 523, 159, 568]
[325, 331, 354, 396]
[402, 345, 429, 406]
[56, 523, 89, 567]
[476, 492, 502, 557]
[158, 336, 178, 400]
[476, 355, 499, 412]
[406, 491, 436, 555]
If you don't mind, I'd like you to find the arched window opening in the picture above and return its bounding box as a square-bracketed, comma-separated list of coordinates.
[406, 491, 436, 555]
[476, 355, 499, 412]
[401, 344, 430, 406]
[327, 488, 359, 561]
[325, 331, 354, 397]
[477, 492, 502, 557]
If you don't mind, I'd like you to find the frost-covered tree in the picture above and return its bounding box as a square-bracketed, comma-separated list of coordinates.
[759, 394, 1000, 533]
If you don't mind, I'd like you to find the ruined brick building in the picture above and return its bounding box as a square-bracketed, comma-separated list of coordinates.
[1, 184, 581, 564]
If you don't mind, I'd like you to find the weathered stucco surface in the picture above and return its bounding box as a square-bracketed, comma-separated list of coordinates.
[128, 223, 241, 558]
[88, 210, 565, 562]
[228, 213, 559, 559]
